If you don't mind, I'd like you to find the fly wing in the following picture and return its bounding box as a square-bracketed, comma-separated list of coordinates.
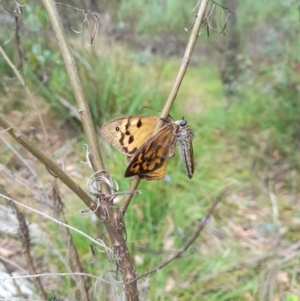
[176, 125, 194, 179]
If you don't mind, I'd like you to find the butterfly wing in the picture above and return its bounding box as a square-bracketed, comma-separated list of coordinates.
[100, 116, 161, 155]
[138, 161, 167, 180]
[124, 123, 177, 180]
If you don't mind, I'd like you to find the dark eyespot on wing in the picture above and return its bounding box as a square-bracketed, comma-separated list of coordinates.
[123, 146, 137, 155]
[119, 133, 125, 146]
[128, 135, 134, 144]
[125, 117, 132, 131]
[115, 126, 120, 131]
[137, 119, 142, 128]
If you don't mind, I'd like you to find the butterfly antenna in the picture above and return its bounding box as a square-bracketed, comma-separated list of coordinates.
[140, 106, 161, 113]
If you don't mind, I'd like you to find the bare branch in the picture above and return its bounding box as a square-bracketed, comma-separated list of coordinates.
[0, 46, 50, 147]
[41, 2, 139, 299]
[130, 186, 232, 282]
[9, 200, 47, 299]
[0, 116, 96, 210]
[58, 96, 81, 120]
[0, 193, 113, 256]
[0, 134, 50, 205]
[0, 272, 120, 284]
[51, 180, 90, 301]
[1, 0, 27, 14]
[14, 16, 25, 65]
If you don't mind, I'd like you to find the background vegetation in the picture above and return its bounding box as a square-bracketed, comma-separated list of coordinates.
[0, 0, 300, 300]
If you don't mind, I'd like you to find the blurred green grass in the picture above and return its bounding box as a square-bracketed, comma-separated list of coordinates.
[1, 1, 300, 300]
[3, 48, 299, 299]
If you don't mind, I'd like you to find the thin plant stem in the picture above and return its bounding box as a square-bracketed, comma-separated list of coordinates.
[40, 1, 139, 299]
[122, 0, 211, 216]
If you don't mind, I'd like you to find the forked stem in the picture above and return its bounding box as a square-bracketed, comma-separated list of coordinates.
[122, 0, 211, 216]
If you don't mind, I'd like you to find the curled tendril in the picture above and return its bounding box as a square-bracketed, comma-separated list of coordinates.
[1, 0, 27, 14]
[90, 233, 116, 261]
[83, 142, 140, 208]
[193, 0, 201, 11]
[85, 169, 140, 205]
[71, 11, 89, 33]
[55, 3, 100, 45]
[83, 144, 93, 170]
[87, 170, 119, 196]
[185, 14, 198, 32]
[90, 13, 100, 45]
[186, 0, 234, 35]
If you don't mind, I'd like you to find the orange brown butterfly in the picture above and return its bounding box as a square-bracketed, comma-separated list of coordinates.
[100, 115, 194, 180]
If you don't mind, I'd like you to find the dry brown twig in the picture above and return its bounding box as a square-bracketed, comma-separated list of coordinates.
[1, 0, 26, 15]
[129, 186, 232, 283]
[0, 270, 115, 285]
[0, 38, 89, 297]
[40, 1, 139, 299]
[0, 194, 113, 253]
[8, 200, 47, 300]
[0, 120, 88, 300]
[0, 133, 50, 204]
[14, 15, 25, 65]
[0, 46, 49, 147]
[52, 180, 90, 301]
